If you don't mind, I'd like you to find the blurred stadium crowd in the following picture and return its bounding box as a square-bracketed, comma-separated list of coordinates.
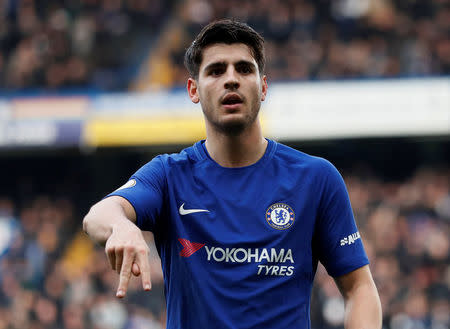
[0, 167, 449, 329]
[0, 0, 449, 90]
[0, 0, 175, 90]
[163, 0, 450, 86]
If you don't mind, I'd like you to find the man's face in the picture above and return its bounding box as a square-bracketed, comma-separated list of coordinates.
[187, 43, 267, 135]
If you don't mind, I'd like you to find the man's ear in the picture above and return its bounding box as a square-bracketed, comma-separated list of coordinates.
[261, 75, 268, 101]
[187, 78, 200, 104]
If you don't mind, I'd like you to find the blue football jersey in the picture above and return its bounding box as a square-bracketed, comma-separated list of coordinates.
[108, 139, 369, 329]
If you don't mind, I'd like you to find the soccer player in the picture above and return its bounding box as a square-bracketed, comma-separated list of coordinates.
[83, 19, 382, 328]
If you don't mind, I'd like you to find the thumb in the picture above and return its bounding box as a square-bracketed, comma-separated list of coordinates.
[132, 262, 141, 276]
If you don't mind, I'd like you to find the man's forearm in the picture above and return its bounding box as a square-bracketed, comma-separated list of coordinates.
[343, 280, 382, 329]
[83, 196, 137, 246]
[334, 266, 382, 329]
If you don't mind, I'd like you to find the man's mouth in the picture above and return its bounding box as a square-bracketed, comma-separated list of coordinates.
[221, 93, 243, 109]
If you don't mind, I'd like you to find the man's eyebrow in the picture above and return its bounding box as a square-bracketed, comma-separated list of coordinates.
[235, 60, 256, 68]
[203, 60, 256, 72]
[203, 62, 227, 72]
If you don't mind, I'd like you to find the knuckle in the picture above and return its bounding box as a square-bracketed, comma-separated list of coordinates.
[138, 247, 148, 256]
[120, 266, 130, 275]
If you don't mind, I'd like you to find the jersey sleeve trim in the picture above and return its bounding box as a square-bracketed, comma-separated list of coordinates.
[327, 258, 370, 278]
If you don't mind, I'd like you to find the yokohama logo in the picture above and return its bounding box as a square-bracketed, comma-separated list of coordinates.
[178, 238, 295, 276]
[178, 238, 205, 257]
[178, 238, 294, 264]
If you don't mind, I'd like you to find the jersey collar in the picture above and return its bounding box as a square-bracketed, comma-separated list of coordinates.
[193, 139, 277, 169]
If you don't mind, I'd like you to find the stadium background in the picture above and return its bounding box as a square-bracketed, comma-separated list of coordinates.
[0, 1, 449, 329]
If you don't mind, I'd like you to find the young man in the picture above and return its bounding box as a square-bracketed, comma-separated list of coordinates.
[83, 20, 381, 328]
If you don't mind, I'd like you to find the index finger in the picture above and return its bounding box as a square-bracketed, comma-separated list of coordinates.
[116, 249, 133, 298]
[136, 249, 152, 291]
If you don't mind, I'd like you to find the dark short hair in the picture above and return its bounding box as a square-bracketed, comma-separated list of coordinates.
[184, 19, 265, 79]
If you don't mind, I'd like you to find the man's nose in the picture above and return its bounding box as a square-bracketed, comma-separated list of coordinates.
[224, 67, 239, 89]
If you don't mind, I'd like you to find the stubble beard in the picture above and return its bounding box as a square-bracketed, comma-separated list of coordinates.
[204, 99, 261, 137]
[213, 117, 247, 136]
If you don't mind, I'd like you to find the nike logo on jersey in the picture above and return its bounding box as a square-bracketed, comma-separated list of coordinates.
[179, 203, 210, 215]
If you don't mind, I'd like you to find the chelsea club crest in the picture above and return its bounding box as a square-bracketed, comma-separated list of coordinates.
[266, 203, 295, 230]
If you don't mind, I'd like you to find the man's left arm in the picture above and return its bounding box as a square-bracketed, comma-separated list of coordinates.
[334, 265, 382, 329]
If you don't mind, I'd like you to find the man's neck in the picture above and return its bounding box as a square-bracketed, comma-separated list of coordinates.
[204, 121, 267, 168]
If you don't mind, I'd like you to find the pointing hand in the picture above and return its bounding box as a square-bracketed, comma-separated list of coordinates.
[105, 222, 152, 298]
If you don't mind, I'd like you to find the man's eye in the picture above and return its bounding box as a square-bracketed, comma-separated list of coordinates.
[238, 66, 252, 74]
[210, 68, 223, 76]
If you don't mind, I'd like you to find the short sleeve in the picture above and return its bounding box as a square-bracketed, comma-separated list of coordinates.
[315, 161, 369, 277]
[106, 156, 166, 231]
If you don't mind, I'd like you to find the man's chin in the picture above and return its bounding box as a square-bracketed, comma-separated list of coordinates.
[214, 118, 248, 136]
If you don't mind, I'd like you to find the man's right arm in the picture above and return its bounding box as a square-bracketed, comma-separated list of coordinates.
[83, 196, 152, 297]
[83, 195, 137, 246]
